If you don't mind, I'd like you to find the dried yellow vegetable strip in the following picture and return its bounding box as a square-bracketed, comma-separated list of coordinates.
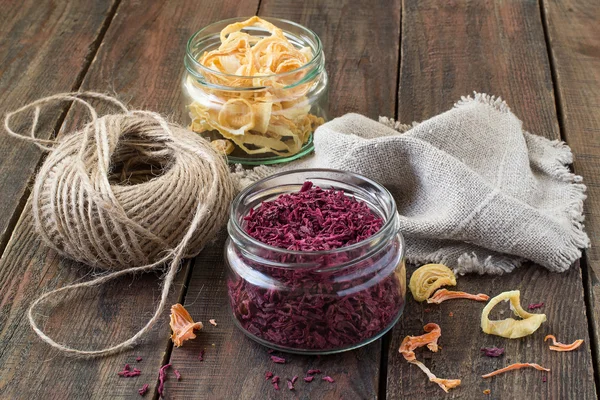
[481, 290, 546, 339]
[408, 263, 457, 302]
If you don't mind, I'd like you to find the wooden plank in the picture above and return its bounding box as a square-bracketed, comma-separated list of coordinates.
[166, 1, 401, 398]
[0, 0, 258, 398]
[387, 0, 596, 399]
[541, 0, 600, 376]
[0, 0, 117, 252]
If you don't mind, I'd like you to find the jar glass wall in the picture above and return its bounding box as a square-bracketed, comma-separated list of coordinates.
[182, 17, 329, 165]
[226, 169, 406, 354]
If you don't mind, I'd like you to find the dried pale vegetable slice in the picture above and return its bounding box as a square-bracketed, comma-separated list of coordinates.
[210, 139, 235, 155]
[187, 16, 324, 156]
[482, 362, 550, 378]
[427, 289, 490, 304]
[170, 303, 203, 347]
[399, 323, 461, 393]
[544, 334, 584, 352]
[410, 360, 462, 393]
[481, 290, 546, 339]
[409, 263, 457, 302]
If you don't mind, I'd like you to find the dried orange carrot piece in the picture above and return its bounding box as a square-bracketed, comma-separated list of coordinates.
[410, 360, 461, 393]
[399, 323, 441, 361]
[170, 303, 203, 347]
[427, 289, 490, 304]
[482, 363, 550, 378]
[544, 334, 584, 352]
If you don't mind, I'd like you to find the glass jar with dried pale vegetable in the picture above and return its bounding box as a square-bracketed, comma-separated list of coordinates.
[226, 169, 406, 354]
[182, 17, 328, 165]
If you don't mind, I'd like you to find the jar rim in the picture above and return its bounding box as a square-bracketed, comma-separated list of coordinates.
[185, 17, 324, 86]
[228, 168, 403, 259]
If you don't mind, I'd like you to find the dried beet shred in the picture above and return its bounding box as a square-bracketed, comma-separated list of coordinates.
[228, 182, 404, 351]
[481, 347, 505, 357]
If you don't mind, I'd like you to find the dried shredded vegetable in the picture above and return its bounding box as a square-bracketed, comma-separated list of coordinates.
[399, 323, 441, 361]
[482, 362, 550, 378]
[427, 289, 490, 304]
[399, 323, 461, 393]
[411, 359, 462, 393]
[544, 334, 584, 352]
[187, 16, 325, 156]
[481, 290, 546, 339]
[409, 264, 457, 302]
[169, 304, 203, 347]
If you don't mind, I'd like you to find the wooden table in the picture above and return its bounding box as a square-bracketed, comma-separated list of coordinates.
[0, 0, 598, 399]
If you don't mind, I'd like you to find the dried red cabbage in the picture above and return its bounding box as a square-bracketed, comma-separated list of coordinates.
[287, 380, 294, 390]
[307, 369, 321, 375]
[138, 384, 149, 396]
[228, 183, 404, 351]
[174, 369, 181, 380]
[265, 371, 273, 380]
[270, 355, 286, 364]
[118, 364, 141, 377]
[481, 347, 505, 357]
[291, 375, 298, 384]
[528, 302, 544, 310]
[322, 376, 335, 383]
[158, 363, 171, 398]
[136, 356, 143, 362]
[303, 376, 314, 382]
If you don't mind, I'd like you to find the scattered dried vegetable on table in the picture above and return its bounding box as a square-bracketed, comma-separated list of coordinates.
[481, 346, 505, 357]
[187, 16, 325, 156]
[322, 376, 335, 383]
[117, 363, 141, 377]
[399, 323, 461, 393]
[426, 288, 489, 304]
[409, 263, 457, 302]
[209, 319, 217, 326]
[481, 290, 546, 338]
[528, 302, 545, 310]
[138, 384, 149, 397]
[169, 303, 203, 347]
[270, 355, 286, 364]
[158, 363, 171, 398]
[482, 363, 550, 378]
[544, 334, 584, 352]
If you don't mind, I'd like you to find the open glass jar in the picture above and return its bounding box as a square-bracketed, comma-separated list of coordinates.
[226, 169, 406, 354]
[182, 17, 329, 165]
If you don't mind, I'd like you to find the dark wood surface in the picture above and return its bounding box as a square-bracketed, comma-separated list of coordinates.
[542, 0, 600, 377]
[0, 0, 598, 399]
[0, 0, 117, 252]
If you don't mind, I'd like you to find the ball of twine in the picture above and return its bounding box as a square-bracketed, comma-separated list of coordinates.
[4, 92, 234, 357]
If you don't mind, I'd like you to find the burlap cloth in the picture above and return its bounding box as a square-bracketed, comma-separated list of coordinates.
[234, 93, 590, 274]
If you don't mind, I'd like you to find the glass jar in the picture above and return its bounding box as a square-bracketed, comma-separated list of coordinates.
[226, 169, 406, 354]
[182, 17, 329, 165]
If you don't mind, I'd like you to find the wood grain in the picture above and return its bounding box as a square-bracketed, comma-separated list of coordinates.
[0, 0, 257, 399]
[387, 0, 596, 399]
[165, 1, 401, 398]
[0, 0, 117, 252]
[542, 0, 600, 375]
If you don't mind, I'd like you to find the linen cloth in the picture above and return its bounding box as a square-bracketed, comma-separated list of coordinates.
[234, 93, 589, 274]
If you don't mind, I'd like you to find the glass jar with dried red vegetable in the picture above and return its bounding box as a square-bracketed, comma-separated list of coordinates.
[226, 169, 406, 354]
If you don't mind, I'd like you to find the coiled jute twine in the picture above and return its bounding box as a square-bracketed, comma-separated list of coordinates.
[4, 92, 235, 357]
